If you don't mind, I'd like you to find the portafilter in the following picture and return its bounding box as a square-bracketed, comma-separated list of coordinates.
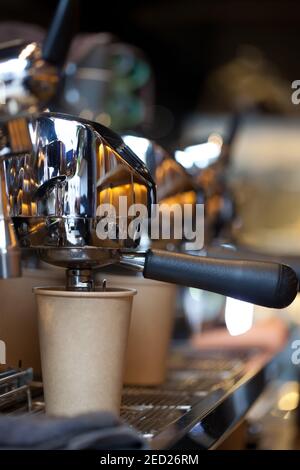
[0, 111, 298, 308]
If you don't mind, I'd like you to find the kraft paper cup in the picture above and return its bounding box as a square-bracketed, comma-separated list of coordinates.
[104, 274, 176, 386]
[34, 287, 136, 417]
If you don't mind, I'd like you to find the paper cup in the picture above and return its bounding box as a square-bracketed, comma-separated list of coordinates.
[103, 273, 176, 385]
[34, 287, 136, 417]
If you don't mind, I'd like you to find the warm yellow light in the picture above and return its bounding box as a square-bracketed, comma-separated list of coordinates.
[21, 203, 30, 215]
[31, 202, 37, 215]
[277, 382, 299, 411]
[278, 392, 299, 411]
[160, 190, 196, 207]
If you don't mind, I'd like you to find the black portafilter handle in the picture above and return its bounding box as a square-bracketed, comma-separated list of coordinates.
[206, 245, 300, 291]
[42, 0, 79, 67]
[143, 249, 298, 308]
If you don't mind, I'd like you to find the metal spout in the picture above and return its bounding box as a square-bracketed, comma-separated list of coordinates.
[66, 268, 95, 291]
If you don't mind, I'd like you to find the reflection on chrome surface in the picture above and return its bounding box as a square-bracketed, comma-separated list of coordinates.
[122, 135, 198, 251]
[0, 41, 59, 116]
[123, 134, 196, 204]
[0, 113, 156, 268]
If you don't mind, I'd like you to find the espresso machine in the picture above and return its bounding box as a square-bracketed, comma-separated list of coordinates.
[0, 0, 299, 449]
[2, 110, 296, 303]
[0, 66, 295, 305]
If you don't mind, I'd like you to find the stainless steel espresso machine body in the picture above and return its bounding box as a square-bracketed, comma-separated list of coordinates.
[0, 0, 77, 280]
[2, 113, 156, 272]
[0, 111, 297, 308]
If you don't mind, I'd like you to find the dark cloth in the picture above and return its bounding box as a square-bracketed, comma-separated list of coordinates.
[0, 412, 147, 450]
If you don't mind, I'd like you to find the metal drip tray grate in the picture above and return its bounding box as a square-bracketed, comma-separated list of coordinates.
[121, 407, 186, 439]
[0, 351, 261, 448]
[0, 367, 33, 412]
[122, 388, 202, 409]
[163, 372, 232, 393]
[120, 386, 205, 439]
[119, 355, 245, 439]
[168, 351, 246, 375]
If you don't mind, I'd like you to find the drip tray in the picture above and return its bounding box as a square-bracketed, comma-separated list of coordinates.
[0, 349, 275, 449]
[121, 387, 206, 439]
[120, 356, 243, 440]
[0, 367, 33, 413]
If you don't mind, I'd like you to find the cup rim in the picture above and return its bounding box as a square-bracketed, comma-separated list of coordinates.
[33, 286, 137, 298]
